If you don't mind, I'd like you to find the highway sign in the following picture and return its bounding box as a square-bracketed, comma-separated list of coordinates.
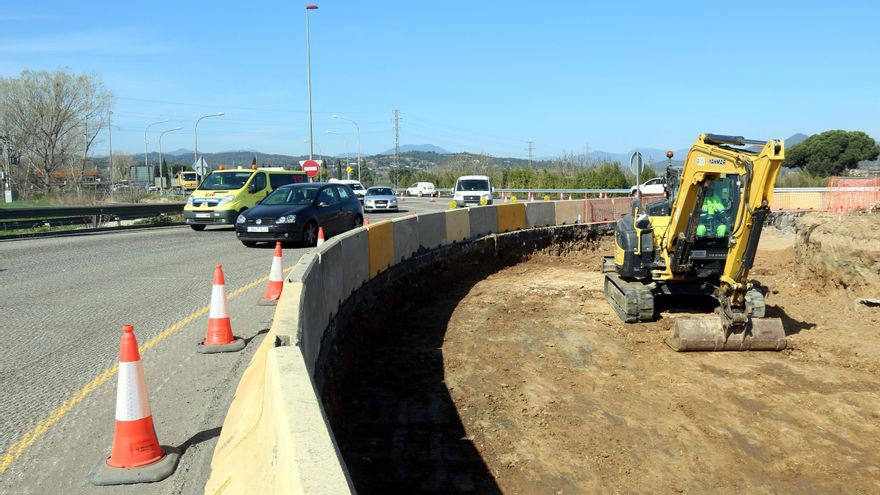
[629, 151, 643, 178]
[193, 156, 210, 176]
[300, 159, 321, 178]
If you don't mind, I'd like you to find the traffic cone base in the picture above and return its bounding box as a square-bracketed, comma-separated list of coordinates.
[90, 446, 181, 486]
[197, 337, 245, 354]
[90, 325, 180, 486]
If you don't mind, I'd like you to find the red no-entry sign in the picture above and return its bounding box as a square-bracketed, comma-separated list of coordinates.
[301, 160, 320, 178]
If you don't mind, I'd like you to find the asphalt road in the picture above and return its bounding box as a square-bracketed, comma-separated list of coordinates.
[0, 198, 448, 494]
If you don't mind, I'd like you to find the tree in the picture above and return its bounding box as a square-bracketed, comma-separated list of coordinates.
[0, 69, 114, 194]
[110, 154, 134, 181]
[784, 130, 879, 176]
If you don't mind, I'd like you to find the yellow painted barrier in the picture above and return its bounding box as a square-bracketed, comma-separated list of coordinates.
[366, 220, 394, 278]
[204, 287, 352, 494]
[496, 203, 526, 233]
[445, 208, 469, 243]
[772, 191, 824, 211]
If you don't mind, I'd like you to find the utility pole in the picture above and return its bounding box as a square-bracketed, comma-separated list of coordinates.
[2, 135, 11, 203]
[108, 111, 113, 185]
[393, 109, 400, 188]
[527, 141, 534, 167]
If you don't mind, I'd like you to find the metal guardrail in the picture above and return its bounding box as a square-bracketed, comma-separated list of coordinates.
[435, 187, 832, 196]
[0, 203, 185, 220]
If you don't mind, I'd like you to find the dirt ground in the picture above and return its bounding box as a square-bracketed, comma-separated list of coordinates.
[440, 215, 880, 494]
[336, 213, 880, 494]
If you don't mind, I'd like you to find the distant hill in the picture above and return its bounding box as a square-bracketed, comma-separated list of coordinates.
[785, 133, 809, 147]
[165, 148, 194, 156]
[380, 144, 448, 155]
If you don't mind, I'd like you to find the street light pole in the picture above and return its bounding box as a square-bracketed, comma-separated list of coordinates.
[326, 131, 350, 179]
[332, 114, 361, 181]
[159, 127, 182, 194]
[194, 112, 224, 181]
[145, 119, 169, 187]
[306, 4, 319, 160]
[108, 110, 113, 186]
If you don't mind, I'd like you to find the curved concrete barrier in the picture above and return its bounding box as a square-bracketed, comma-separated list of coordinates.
[205, 202, 598, 494]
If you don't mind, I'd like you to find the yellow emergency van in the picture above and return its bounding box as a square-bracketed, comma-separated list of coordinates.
[183, 166, 307, 230]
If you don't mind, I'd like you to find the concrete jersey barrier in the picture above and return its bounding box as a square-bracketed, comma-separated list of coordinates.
[209, 197, 741, 493]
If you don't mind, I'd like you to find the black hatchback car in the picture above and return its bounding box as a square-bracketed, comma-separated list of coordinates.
[235, 182, 363, 247]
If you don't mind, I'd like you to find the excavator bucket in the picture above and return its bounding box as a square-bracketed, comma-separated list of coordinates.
[666, 316, 787, 351]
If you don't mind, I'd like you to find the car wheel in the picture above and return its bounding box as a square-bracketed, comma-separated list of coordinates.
[303, 221, 318, 247]
[418, 191, 423, 197]
[190, 224, 206, 231]
[241, 241, 257, 247]
[352, 215, 363, 229]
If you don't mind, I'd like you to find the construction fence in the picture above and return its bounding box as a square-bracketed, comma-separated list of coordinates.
[509, 178, 880, 224]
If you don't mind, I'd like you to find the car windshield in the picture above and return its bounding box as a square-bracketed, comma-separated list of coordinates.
[181, 172, 196, 180]
[367, 187, 393, 196]
[263, 186, 319, 205]
[198, 171, 252, 190]
[351, 183, 365, 191]
[457, 180, 489, 191]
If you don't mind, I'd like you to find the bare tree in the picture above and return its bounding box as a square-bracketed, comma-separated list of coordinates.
[0, 70, 114, 195]
[110, 153, 134, 181]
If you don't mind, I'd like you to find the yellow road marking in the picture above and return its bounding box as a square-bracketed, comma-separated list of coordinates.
[0, 270, 285, 475]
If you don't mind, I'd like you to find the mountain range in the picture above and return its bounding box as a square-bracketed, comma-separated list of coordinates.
[117, 133, 813, 170]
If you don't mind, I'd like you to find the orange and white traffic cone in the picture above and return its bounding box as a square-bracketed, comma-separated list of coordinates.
[504, 193, 509, 204]
[559, 192, 564, 200]
[430, 194, 435, 203]
[259, 242, 284, 306]
[90, 325, 180, 485]
[365, 217, 371, 225]
[528, 192, 533, 202]
[197, 265, 244, 353]
[568, 193, 572, 200]
[317, 226, 325, 247]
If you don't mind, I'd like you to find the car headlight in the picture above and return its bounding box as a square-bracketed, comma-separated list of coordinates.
[390, 198, 398, 203]
[186, 196, 194, 205]
[236, 214, 246, 224]
[482, 193, 492, 199]
[454, 193, 463, 200]
[276, 214, 296, 224]
[217, 194, 236, 206]
[365, 200, 374, 205]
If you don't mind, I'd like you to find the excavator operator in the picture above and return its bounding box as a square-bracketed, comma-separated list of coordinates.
[697, 182, 731, 238]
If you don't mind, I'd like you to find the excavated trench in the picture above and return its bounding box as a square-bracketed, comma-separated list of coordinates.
[319, 214, 880, 494]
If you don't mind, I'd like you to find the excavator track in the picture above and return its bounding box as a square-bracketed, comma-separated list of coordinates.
[603, 270, 655, 323]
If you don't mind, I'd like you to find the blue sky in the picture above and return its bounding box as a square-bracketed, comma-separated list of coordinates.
[1, 1, 878, 160]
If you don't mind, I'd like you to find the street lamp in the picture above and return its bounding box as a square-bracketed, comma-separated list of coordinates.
[326, 130, 351, 179]
[332, 114, 361, 181]
[194, 112, 224, 180]
[145, 119, 169, 187]
[306, 4, 319, 160]
[159, 127, 182, 194]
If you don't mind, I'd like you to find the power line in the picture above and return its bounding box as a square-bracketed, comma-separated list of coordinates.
[527, 141, 534, 167]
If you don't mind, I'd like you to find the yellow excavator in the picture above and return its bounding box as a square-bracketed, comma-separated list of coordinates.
[603, 133, 787, 351]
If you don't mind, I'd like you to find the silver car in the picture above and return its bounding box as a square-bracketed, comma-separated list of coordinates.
[363, 186, 399, 212]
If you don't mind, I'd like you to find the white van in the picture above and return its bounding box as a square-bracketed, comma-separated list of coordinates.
[405, 182, 437, 197]
[328, 178, 367, 202]
[452, 175, 493, 207]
